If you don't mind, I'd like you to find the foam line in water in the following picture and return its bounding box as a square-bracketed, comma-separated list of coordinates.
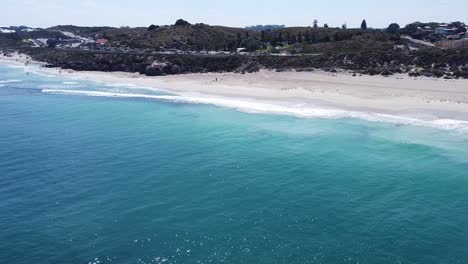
[0, 80, 22, 83]
[42, 89, 180, 100]
[103, 82, 167, 93]
[30, 71, 59, 78]
[41, 89, 468, 132]
[105, 82, 140, 88]
[3, 65, 24, 68]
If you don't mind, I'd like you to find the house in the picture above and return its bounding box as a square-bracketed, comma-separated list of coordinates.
[0, 28, 15, 33]
[52, 38, 82, 48]
[95, 38, 109, 45]
[418, 26, 434, 33]
[435, 27, 458, 36]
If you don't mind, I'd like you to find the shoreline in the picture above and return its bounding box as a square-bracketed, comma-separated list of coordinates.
[2, 53, 468, 123]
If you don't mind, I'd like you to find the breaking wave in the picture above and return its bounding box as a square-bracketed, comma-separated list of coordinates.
[41, 89, 468, 132]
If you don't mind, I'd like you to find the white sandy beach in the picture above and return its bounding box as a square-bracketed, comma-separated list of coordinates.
[2, 53, 468, 121]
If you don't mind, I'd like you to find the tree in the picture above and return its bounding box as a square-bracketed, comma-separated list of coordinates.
[310, 31, 317, 43]
[147, 24, 158, 31]
[341, 23, 347, 30]
[240, 37, 265, 52]
[278, 32, 283, 43]
[174, 19, 191, 26]
[451, 21, 464, 28]
[324, 23, 329, 28]
[401, 22, 420, 35]
[297, 32, 303, 43]
[387, 23, 400, 34]
[458, 27, 467, 33]
[46, 39, 58, 48]
[334, 31, 353, 41]
[236, 32, 242, 48]
[361, 19, 367, 30]
[305, 30, 311, 42]
[227, 40, 237, 52]
[261, 30, 266, 42]
[452, 22, 467, 33]
[313, 19, 318, 28]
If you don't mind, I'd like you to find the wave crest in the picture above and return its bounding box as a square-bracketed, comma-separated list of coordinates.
[41, 89, 468, 132]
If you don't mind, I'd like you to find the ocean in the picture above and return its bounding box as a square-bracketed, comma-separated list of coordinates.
[1, 64, 468, 264]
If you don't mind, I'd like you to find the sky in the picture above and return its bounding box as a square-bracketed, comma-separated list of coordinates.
[1, 0, 466, 29]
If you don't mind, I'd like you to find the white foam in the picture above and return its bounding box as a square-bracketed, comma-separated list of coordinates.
[3, 65, 24, 68]
[101, 82, 168, 94]
[30, 71, 58, 78]
[63, 81, 78, 85]
[103, 82, 166, 92]
[0, 79, 22, 83]
[0, 84, 5, 87]
[41, 89, 468, 132]
[39, 84, 86, 90]
[105, 82, 139, 88]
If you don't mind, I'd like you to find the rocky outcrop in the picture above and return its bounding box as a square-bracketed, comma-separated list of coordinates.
[145, 61, 185, 76]
[22, 48, 257, 75]
[146, 61, 169, 76]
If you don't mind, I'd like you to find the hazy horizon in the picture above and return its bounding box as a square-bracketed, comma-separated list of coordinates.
[1, 0, 466, 29]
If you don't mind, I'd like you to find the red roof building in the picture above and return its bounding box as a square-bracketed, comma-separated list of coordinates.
[96, 38, 109, 45]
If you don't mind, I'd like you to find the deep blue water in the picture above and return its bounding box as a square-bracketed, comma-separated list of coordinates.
[1, 64, 468, 264]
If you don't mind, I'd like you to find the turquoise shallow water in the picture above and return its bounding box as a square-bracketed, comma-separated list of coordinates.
[1, 64, 468, 264]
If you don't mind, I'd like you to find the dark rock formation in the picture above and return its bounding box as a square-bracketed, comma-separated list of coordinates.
[11, 44, 468, 79]
[146, 61, 169, 76]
